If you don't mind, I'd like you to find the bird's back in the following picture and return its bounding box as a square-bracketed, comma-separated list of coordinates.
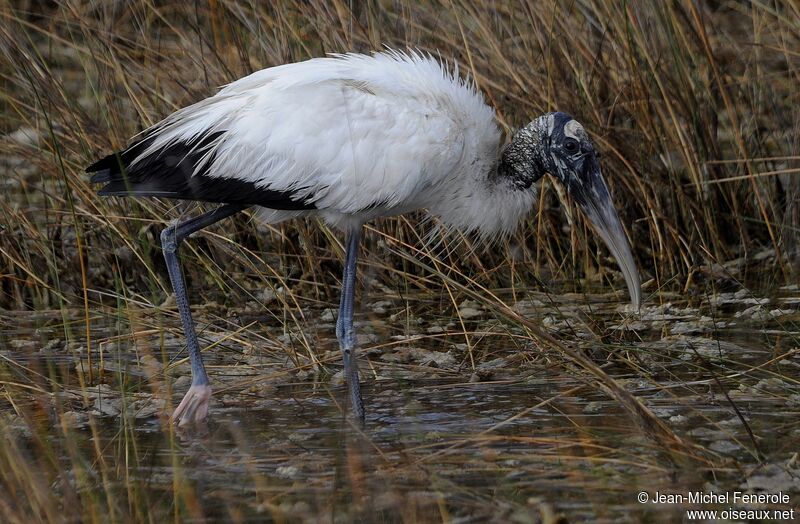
[88, 51, 500, 226]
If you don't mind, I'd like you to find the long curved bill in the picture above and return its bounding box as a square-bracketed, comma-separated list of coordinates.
[568, 156, 641, 310]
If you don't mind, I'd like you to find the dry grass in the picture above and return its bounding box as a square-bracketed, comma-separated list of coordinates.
[2, 0, 797, 312]
[1, 0, 799, 522]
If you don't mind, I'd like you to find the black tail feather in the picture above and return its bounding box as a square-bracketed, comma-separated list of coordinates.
[88, 169, 112, 184]
[86, 131, 317, 210]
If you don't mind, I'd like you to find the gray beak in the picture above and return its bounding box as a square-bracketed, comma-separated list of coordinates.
[563, 155, 641, 310]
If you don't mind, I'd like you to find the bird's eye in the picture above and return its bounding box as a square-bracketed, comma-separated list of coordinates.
[564, 138, 579, 154]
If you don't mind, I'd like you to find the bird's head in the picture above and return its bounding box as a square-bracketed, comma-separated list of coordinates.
[499, 112, 641, 310]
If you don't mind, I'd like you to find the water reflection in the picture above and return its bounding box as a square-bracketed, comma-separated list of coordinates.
[0, 283, 798, 521]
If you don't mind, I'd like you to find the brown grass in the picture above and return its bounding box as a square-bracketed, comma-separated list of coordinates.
[0, 1, 799, 522]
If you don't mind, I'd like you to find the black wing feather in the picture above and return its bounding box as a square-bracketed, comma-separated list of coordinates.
[86, 131, 317, 211]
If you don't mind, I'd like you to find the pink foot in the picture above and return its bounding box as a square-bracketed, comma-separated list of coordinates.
[172, 384, 212, 426]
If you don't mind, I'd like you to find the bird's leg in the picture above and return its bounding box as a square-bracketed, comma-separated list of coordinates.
[161, 204, 248, 426]
[336, 227, 365, 421]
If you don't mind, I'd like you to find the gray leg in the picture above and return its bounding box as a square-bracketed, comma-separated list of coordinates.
[336, 227, 364, 421]
[161, 204, 247, 425]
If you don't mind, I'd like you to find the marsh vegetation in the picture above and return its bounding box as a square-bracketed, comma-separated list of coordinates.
[1, 1, 798, 521]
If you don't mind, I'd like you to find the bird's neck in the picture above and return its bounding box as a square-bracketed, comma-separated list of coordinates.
[425, 141, 539, 238]
[495, 125, 547, 189]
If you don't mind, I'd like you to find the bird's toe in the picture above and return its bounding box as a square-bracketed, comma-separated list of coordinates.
[173, 384, 212, 426]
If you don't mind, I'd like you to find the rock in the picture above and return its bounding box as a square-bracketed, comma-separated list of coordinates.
[92, 395, 121, 417]
[172, 375, 192, 391]
[275, 465, 300, 479]
[735, 305, 767, 320]
[742, 464, 799, 493]
[60, 411, 90, 429]
[330, 369, 346, 385]
[357, 333, 379, 346]
[638, 302, 698, 322]
[639, 335, 748, 361]
[475, 357, 510, 379]
[512, 298, 546, 313]
[9, 339, 35, 350]
[42, 339, 63, 352]
[458, 307, 482, 319]
[709, 292, 765, 307]
[368, 300, 393, 314]
[687, 427, 726, 439]
[130, 398, 163, 419]
[583, 401, 604, 414]
[670, 321, 710, 335]
[139, 354, 163, 371]
[738, 377, 792, 395]
[610, 320, 649, 331]
[259, 288, 276, 304]
[709, 440, 740, 454]
[8, 126, 39, 146]
[410, 348, 456, 368]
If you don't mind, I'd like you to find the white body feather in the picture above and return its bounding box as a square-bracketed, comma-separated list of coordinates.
[138, 51, 535, 235]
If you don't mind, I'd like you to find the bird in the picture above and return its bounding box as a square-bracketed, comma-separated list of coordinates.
[87, 50, 641, 426]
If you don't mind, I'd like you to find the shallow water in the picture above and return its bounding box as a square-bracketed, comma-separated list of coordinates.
[1, 281, 799, 522]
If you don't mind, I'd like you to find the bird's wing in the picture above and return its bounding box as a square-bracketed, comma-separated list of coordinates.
[211, 52, 494, 214]
[214, 81, 465, 213]
[95, 52, 497, 214]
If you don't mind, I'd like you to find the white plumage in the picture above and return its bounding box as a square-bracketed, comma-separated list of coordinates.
[135, 51, 534, 235]
[89, 49, 640, 426]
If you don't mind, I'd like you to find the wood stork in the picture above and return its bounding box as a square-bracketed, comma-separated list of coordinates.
[87, 50, 641, 426]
